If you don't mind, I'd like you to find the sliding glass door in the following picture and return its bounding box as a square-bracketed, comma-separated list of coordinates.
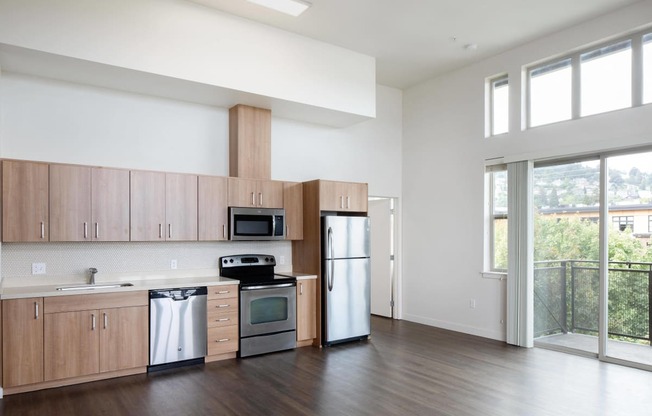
[533, 150, 652, 370]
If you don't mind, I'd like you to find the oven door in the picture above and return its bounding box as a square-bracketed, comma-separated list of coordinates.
[240, 283, 297, 338]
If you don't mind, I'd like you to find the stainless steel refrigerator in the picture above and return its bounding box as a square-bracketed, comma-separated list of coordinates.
[322, 215, 371, 345]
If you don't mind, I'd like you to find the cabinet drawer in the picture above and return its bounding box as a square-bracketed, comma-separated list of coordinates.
[207, 285, 239, 300]
[207, 310, 238, 328]
[207, 298, 238, 315]
[207, 325, 238, 355]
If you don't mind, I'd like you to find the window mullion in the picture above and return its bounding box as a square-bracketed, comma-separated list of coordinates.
[632, 34, 643, 107]
[572, 52, 582, 119]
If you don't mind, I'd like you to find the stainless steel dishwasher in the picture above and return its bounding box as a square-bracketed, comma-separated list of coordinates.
[149, 287, 207, 367]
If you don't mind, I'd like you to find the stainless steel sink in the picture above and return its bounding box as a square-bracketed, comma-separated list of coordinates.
[56, 283, 134, 291]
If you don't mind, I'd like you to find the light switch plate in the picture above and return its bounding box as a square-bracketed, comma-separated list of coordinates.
[171, 259, 178, 269]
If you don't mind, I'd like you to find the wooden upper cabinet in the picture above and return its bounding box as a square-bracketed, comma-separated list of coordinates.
[130, 170, 198, 241]
[2, 160, 49, 242]
[165, 173, 198, 241]
[50, 165, 130, 242]
[228, 177, 283, 209]
[319, 180, 368, 212]
[49, 164, 92, 242]
[130, 170, 166, 241]
[229, 105, 271, 180]
[198, 176, 228, 241]
[283, 182, 303, 240]
[92, 168, 130, 241]
[2, 297, 44, 388]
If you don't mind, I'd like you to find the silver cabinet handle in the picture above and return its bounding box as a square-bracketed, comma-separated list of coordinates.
[286, 225, 289, 238]
[84, 222, 88, 239]
[340, 196, 344, 209]
[158, 224, 163, 239]
[40, 222, 45, 239]
[217, 304, 230, 308]
[300, 282, 303, 295]
[251, 192, 255, 206]
[217, 318, 230, 322]
[217, 290, 230, 294]
[104, 313, 108, 329]
[35, 302, 39, 319]
[259, 192, 263, 206]
[222, 224, 226, 239]
[168, 224, 172, 239]
[91, 313, 96, 330]
[347, 196, 350, 209]
[95, 222, 99, 239]
[216, 338, 230, 343]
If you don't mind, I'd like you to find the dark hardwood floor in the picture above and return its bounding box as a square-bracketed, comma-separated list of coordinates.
[2, 316, 651, 415]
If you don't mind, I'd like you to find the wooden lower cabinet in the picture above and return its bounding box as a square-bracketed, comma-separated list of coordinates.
[2, 298, 44, 388]
[206, 285, 239, 359]
[296, 279, 317, 343]
[44, 310, 99, 381]
[2, 292, 148, 394]
[99, 306, 149, 372]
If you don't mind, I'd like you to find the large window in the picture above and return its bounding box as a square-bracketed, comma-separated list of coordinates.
[529, 59, 573, 127]
[489, 76, 509, 135]
[526, 30, 652, 128]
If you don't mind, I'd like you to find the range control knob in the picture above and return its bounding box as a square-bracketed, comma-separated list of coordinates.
[229, 259, 234, 263]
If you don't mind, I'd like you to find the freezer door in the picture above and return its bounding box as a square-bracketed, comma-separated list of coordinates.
[323, 216, 370, 259]
[323, 257, 371, 344]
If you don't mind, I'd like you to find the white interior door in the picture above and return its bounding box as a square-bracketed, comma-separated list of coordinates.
[369, 198, 393, 317]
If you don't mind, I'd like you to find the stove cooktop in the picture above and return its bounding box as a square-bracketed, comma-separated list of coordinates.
[218, 254, 296, 287]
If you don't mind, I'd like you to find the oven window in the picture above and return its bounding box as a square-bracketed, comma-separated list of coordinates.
[234, 215, 272, 236]
[250, 297, 288, 324]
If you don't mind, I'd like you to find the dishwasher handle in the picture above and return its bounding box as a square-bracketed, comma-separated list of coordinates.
[149, 286, 208, 300]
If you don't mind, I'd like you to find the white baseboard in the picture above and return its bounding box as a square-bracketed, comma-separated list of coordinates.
[402, 313, 506, 342]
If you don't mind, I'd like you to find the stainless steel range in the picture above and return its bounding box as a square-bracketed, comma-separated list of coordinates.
[219, 254, 297, 357]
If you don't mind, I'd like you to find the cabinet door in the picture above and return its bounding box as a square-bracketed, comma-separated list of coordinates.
[227, 177, 258, 207]
[2, 298, 44, 387]
[343, 182, 368, 212]
[100, 306, 148, 372]
[318, 180, 343, 211]
[50, 164, 92, 241]
[297, 280, 316, 342]
[92, 168, 130, 241]
[283, 182, 303, 240]
[2, 161, 49, 242]
[130, 171, 166, 241]
[258, 180, 284, 208]
[44, 310, 100, 381]
[198, 176, 228, 241]
[166, 173, 198, 241]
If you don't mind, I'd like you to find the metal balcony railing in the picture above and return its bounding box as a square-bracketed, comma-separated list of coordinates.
[534, 260, 652, 345]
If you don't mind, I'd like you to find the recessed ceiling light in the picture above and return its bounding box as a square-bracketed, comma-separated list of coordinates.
[246, 0, 311, 16]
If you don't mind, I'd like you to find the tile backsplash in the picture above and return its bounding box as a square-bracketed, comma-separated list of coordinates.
[0, 241, 292, 281]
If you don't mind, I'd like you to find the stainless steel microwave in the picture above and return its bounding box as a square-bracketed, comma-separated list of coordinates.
[229, 207, 285, 241]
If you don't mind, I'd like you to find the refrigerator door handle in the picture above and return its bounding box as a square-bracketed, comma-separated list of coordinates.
[328, 226, 334, 292]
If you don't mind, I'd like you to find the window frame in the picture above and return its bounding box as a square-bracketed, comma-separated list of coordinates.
[486, 166, 508, 272]
[488, 74, 509, 136]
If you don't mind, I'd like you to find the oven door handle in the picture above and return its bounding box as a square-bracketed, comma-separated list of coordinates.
[241, 283, 295, 291]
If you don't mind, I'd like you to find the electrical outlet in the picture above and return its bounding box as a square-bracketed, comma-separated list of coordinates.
[469, 299, 476, 309]
[170, 259, 178, 270]
[32, 263, 47, 275]
[279, 256, 285, 265]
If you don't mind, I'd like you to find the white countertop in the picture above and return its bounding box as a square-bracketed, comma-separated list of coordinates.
[0, 270, 239, 300]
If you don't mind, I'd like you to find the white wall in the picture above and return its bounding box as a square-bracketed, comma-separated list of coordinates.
[0, 73, 402, 279]
[0, 0, 375, 118]
[402, 1, 652, 340]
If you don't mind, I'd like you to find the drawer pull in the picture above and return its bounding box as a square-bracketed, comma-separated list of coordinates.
[217, 290, 230, 294]
[217, 318, 230, 322]
[216, 338, 230, 343]
[217, 304, 230, 308]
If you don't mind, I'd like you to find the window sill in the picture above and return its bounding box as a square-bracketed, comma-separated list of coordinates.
[481, 271, 507, 280]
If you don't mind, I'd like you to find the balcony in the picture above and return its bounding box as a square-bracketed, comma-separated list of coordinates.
[534, 260, 652, 365]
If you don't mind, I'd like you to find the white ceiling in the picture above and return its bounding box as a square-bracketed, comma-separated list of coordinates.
[189, 0, 641, 89]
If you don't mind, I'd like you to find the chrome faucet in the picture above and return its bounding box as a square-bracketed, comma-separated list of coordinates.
[89, 268, 98, 285]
